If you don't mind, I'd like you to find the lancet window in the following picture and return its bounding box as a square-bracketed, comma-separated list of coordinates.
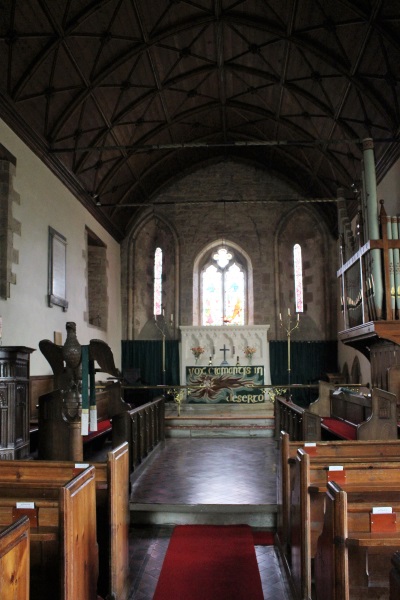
[201, 246, 245, 325]
[293, 243, 303, 313]
[153, 247, 163, 315]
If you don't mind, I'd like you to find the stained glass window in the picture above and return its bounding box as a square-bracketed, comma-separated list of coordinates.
[293, 243, 303, 312]
[153, 247, 162, 315]
[201, 247, 245, 325]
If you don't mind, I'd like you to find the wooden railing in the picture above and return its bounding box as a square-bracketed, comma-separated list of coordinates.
[112, 396, 165, 473]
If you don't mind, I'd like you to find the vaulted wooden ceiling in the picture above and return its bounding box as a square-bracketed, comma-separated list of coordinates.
[1, 0, 400, 240]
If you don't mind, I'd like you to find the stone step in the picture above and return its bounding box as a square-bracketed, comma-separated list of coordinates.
[165, 424, 274, 438]
[130, 502, 276, 527]
[165, 417, 273, 427]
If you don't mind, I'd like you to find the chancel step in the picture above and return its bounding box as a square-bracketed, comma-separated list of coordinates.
[165, 401, 274, 438]
[130, 502, 276, 527]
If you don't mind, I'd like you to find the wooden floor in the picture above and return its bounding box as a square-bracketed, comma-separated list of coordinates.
[127, 438, 294, 600]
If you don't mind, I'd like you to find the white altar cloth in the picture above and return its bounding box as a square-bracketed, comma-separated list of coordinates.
[179, 325, 271, 385]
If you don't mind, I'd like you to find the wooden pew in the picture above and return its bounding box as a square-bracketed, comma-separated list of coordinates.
[0, 442, 129, 600]
[390, 552, 400, 600]
[291, 449, 400, 600]
[112, 396, 165, 473]
[0, 516, 30, 600]
[277, 433, 400, 560]
[0, 465, 98, 600]
[314, 480, 400, 600]
[308, 382, 398, 440]
[274, 394, 321, 441]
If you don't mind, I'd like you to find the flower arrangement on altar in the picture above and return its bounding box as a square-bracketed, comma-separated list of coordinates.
[243, 345, 256, 357]
[191, 346, 205, 359]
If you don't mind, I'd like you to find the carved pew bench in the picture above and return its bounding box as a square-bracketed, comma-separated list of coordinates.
[308, 381, 398, 441]
[314, 481, 400, 600]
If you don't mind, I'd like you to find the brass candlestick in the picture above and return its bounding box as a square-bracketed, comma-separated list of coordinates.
[154, 313, 168, 386]
[279, 309, 300, 393]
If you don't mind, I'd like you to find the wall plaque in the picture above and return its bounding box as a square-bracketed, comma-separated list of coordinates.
[48, 226, 68, 311]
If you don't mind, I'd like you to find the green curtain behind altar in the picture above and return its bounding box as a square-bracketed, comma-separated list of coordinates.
[121, 340, 180, 390]
[121, 340, 338, 406]
[270, 340, 339, 406]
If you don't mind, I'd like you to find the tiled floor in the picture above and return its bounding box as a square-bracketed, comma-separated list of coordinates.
[128, 438, 294, 599]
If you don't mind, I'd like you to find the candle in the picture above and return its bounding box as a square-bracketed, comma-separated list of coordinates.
[279, 313, 282, 321]
[297, 313, 299, 321]
[288, 308, 290, 316]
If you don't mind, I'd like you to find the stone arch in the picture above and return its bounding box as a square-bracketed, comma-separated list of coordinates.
[122, 210, 179, 339]
[274, 203, 336, 341]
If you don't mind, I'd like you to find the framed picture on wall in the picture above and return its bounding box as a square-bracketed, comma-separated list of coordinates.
[47, 226, 69, 311]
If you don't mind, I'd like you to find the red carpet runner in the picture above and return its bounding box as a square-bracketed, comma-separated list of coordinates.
[153, 524, 265, 600]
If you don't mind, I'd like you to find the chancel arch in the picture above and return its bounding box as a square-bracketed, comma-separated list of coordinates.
[193, 240, 254, 327]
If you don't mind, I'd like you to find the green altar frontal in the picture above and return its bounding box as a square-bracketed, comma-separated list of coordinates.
[185, 365, 265, 404]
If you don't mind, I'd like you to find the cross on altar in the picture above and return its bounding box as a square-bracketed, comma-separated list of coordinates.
[220, 344, 230, 365]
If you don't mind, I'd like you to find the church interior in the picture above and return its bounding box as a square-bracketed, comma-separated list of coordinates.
[1, 1, 400, 599]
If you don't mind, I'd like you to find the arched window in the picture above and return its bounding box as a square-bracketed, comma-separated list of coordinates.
[201, 246, 245, 325]
[293, 243, 303, 312]
[153, 247, 163, 315]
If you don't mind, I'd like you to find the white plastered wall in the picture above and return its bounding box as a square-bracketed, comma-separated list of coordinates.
[0, 118, 122, 376]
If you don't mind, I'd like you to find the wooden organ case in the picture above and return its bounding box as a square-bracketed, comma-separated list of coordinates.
[0, 346, 34, 459]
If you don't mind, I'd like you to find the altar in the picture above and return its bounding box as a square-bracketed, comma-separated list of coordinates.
[179, 325, 270, 404]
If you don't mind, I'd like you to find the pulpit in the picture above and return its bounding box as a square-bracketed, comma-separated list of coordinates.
[0, 346, 34, 459]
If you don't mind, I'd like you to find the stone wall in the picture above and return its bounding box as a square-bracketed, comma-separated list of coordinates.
[122, 160, 338, 342]
[0, 158, 20, 299]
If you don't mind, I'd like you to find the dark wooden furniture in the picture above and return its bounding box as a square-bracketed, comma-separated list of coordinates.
[390, 552, 400, 600]
[112, 396, 165, 473]
[0, 516, 30, 600]
[308, 381, 398, 440]
[274, 394, 321, 441]
[38, 382, 129, 461]
[338, 202, 400, 395]
[0, 346, 34, 459]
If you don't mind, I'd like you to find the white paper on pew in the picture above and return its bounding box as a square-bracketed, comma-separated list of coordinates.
[81, 410, 89, 435]
[304, 443, 316, 447]
[16, 502, 35, 509]
[328, 466, 344, 471]
[75, 463, 90, 469]
[372, 507, 393, 514]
